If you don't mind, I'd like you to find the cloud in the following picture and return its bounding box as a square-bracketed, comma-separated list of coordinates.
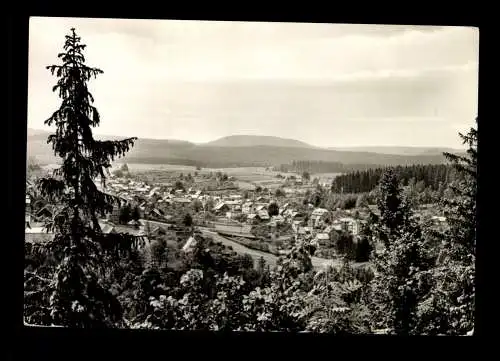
[27, 18, 478, 148]
[28, 18, 478, 82]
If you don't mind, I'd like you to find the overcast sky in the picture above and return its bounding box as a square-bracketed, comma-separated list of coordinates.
[28, 17, 479, 148]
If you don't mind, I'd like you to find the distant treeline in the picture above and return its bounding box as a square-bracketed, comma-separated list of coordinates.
[275, 160, 389, 174]
[118, 157, 203, 167]
[117, 157, 271, 168]
[331, 164, 459, 193]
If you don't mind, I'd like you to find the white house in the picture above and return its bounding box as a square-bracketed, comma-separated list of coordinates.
[242, 202, 254, 214]
[182, 236, 198, 252]
[257, 209, 270, 221]
[310, 208, 330, 228]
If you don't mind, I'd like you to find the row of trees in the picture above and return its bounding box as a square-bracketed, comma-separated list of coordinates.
[331, 164, 459, 194]
[24, 29, 475, 334]
[275, 160, 386, 174]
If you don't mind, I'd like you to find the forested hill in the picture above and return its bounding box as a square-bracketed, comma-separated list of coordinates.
[330, 146, 464, 156]
[27, 128, 456, 168]
[275, 159, 462, 175]
[204, 135, 315, 148]
[276, 160, 394, 173]
[331, 164, 460, 193]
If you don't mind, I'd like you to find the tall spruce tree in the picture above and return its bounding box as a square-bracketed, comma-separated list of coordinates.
[33, 28, 137, 327]
[368, 169, 432, 335]
[373, 169, 412, 247]
[442, 120, 477, 263]
[417, 120, 477, 335]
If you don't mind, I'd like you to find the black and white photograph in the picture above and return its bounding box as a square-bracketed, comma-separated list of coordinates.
[24, 17, 478, 335]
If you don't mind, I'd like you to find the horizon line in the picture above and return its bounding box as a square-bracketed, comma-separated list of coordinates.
[27, 127, 466, 150]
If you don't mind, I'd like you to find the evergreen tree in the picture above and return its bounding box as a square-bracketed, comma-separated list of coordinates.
[131, 206, 141, 222]
[368, 169, 432, 335]
[442, 121, 477, 263]
[30, 28, 137, 327]
[183, 213, 193, 228]
[374, 169, 411, 246]
[418, 120, 477, 335]
[268, 202, 279, 217]
[119, 204, 132, 224]
[354, 236, 373, 263]
[173, 180, 184, 191]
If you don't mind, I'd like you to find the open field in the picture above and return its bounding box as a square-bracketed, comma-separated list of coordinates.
[108, 163, 342, 190]
[118, 163, 295, 176]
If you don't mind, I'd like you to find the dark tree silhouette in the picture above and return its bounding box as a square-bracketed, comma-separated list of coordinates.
[354, 236, 372, 262]
[131, 206, 141, 222]
[183, 213, 193, 228]
[268, 202, 279, 217]
[119, 204, 132, 224]
[420, 119, 477, 335]
[374, 169, 412, 246]
[29, 28, 137, 327]
[368, 169, 432, 335]
[442, 120, 477, 263]
[174, 180, 185, 191]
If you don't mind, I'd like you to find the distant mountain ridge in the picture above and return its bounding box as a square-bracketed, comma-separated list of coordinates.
[204, 135, 315, 148]
[26, 128, 461, 168]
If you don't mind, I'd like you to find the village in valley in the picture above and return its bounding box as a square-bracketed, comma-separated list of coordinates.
[25, 161, 448, 269]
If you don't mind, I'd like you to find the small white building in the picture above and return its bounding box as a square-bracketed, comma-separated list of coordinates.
[182, 236, 198, 253]
[242, 202, 254, 214]
[310, 208, 330, 228]
[257, 209, 270, 221]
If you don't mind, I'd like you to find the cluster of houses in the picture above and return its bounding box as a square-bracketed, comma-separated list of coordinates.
[209, 192, 368, 245]
[96, 176, 205, 205]
[25, 171, 371, 249]
[27, 170, 450, 257]
[110, 173, 365, 245]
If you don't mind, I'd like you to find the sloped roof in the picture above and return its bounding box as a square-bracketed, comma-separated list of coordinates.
[213, 202, 229, 210]
[150, 208, 164, 216]
[100, 223, 116, 234]
[182, 236, 197, 252]
[316, 233, 330, 240]
[36, 205, 53, 216]
[312, 208, 329, 216]
[323, 225, 333, 233]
